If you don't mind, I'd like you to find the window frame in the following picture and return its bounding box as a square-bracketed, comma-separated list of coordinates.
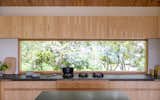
[18, 39, 148, 74]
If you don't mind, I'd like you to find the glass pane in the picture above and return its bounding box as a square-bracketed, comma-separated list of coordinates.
[20, 40, 146, 72]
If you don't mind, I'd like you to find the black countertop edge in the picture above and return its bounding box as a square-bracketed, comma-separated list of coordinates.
[107, 79, 155, 81]
[11, 79, 57, 81]
[58, 78, 155, 81]
[0, 74, 158, 81]
[0, 78, 155, 81]
[8, 79, 155, 81]
[12, 78, 155, 81]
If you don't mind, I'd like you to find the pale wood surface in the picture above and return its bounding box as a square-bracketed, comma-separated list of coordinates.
[56, 80, 160, 100]
[0, 17, 18, 38]
[0, 16, 159, 39]
[2, 81, 56, 100]
[56, 80, 110, 90]
[4, 81, 56, 89]
[108, 16, 158, 34]
[1, 80, 160, 100]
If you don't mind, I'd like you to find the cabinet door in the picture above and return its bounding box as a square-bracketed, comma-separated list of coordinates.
[4, 90, 45, 100]
[135, 16, 157, 34]
[19, 17, 33, 38]
[108, 16, 158, 39]
[4, 90, 35, 100]
[3, 81, 56, 100]
[0, 17, 19, 38]
[56, 80, 110, 90]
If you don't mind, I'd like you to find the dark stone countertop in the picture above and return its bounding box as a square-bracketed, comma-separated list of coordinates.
[0, 74, 156, 81]
[36, 91, 129, 100]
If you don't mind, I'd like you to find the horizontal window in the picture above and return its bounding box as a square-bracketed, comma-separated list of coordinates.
[20, 40, 147, 72]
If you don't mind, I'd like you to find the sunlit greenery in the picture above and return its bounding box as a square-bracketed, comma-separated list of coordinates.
[20, 40, 146, 72]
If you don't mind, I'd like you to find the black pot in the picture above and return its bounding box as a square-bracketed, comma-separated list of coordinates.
[92, 72, 104, 78]
[62, 67, 74, 79]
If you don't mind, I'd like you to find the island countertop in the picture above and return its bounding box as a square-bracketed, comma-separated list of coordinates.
[0, 74, 156, 81]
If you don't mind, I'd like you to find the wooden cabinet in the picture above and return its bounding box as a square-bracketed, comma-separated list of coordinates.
[4, 90, 35, 100]
[56, 80, 110, 90]
[18, 16, 109, 39]
[0, 17, 20, 38]
[108, 16, 158, 39]
[0, 80, 160, 100]
[0, 16, 159, 39]
[56, 80, 160, 100]
[2, 81, 56, 100]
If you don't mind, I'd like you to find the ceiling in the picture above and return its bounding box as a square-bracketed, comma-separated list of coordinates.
[0, 0, 160, 6]
[0, 7, 159, 16]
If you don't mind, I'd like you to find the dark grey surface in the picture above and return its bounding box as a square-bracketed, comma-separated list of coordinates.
[36, 91, 129, 100]
[0, 74, 155, 81]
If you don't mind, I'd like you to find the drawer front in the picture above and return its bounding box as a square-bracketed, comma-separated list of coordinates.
[4, 81, 56, 89]
[109, 81, 160, 90]
[56, 80, 109, 90]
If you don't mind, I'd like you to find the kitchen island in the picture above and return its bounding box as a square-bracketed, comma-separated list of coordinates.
[0, 74, 159, 100]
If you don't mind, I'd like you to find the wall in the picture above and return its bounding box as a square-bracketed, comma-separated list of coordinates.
[0, 39, 160, 73]
[0, 39, 18, 73]
[0, 16, 159, 73]
[148, 39, 160, 70]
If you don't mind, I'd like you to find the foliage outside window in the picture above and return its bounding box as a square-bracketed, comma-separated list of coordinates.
[20, 40, 146, 72]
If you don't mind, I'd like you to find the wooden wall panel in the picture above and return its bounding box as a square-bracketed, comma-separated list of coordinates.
[0, 0, 159, 6]
[108, 16, 159, 39]
[135, 16, 158, 34]
[19, 16, 110, 39]
[0, 16, 159, 39]
[19, 17, 33, 38]
[0, 17, 18, 38]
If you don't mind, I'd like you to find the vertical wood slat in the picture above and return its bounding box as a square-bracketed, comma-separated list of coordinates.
[108, 16, 158, 34]
[0, 17, 19, 38]
[0, 16, 159, 39]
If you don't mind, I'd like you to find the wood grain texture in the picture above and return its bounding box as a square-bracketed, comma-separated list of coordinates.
[1, 80, 160, 100]
[0, 17, 18, 38]
[17, 16, 160, 39]
[56, 80, 160, 90]
[56, 80, 110, 90]
[2, 81, 56, 100]
[56, 80, 160, 100]
[0, 16, 159, 39]
[4, 81, 56, 89]
[0, 0, 159, 6]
